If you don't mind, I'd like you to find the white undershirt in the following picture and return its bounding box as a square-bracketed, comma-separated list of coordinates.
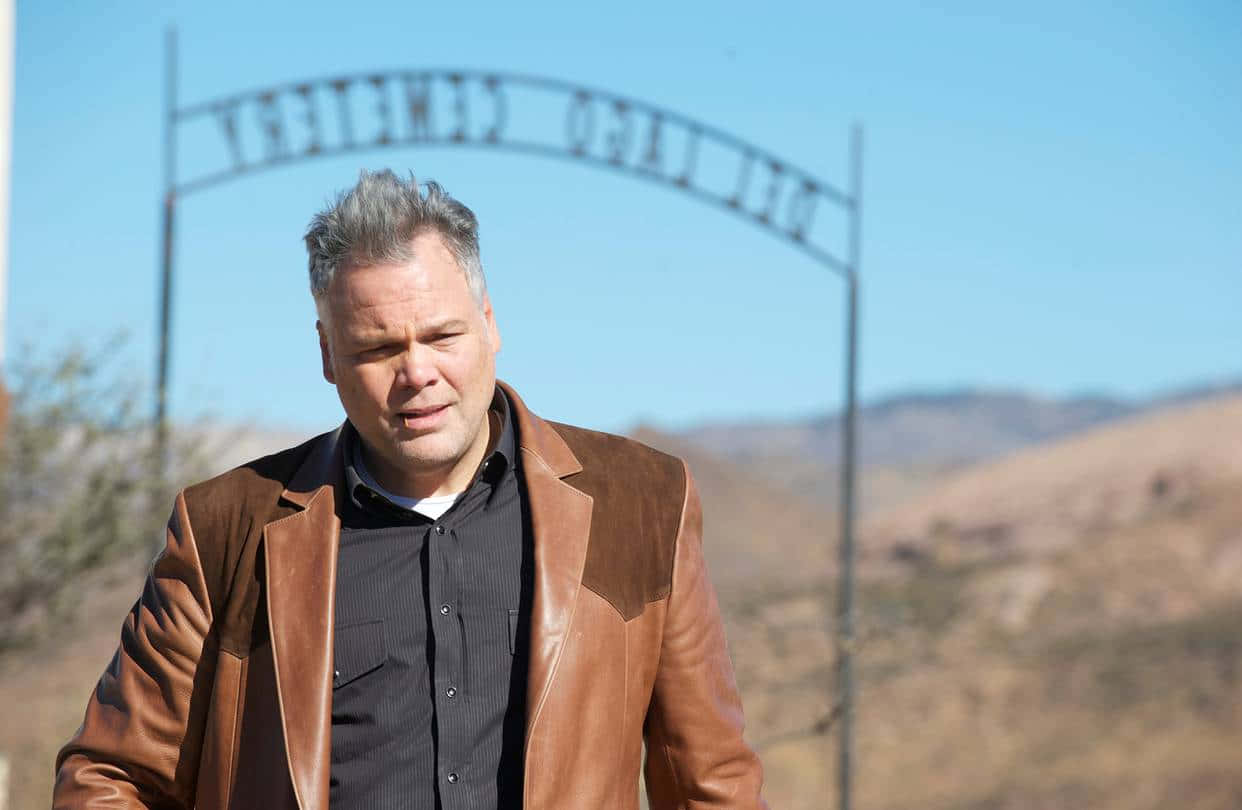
[353, 442, 462, 521]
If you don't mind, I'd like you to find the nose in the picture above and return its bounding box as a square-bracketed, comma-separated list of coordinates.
[395, 342, 438, 390]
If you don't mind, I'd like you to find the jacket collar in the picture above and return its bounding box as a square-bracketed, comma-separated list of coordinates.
[278, 379, 582, 509]
[497, 379, 582, 479]
[280, 422, 347, 511]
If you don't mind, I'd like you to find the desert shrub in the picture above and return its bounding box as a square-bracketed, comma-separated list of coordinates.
[0, 339, 182, 650]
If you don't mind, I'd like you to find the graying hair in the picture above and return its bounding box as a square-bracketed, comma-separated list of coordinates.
[304, 169, 486, 307]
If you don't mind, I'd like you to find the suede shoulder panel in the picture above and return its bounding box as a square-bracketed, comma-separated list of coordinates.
[181, 434, 321, 655]
[548, 422, 687, 621]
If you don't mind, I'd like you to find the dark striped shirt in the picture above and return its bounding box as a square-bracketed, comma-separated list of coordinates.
[331, 388, 531, 810]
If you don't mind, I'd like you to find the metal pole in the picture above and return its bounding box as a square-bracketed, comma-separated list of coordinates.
[155, 27, 177, 484]
[836, 123, 862, 810]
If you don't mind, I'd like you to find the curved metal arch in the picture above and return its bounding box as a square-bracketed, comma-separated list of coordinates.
[169, 68, 855, 275]
[156, 31, 862, 810]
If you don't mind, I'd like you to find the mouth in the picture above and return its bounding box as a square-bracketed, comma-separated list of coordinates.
[396, 404, 450, 429]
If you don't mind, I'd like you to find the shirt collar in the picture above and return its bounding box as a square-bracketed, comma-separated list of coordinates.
[487, 385, 517, 479]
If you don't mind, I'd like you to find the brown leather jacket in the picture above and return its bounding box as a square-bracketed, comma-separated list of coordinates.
[54, 383, 766, 809]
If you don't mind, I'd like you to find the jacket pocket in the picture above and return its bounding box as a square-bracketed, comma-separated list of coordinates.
[333, 619, 386, 688]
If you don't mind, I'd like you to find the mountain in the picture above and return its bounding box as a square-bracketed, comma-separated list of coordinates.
[665, 379, 1240, 509]
[678, 389, 1134, 468]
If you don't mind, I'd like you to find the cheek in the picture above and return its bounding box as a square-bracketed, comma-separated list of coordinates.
[339, 365, 392, 406]
[451, 351, 492, 395]
[468, 336, 497, 372]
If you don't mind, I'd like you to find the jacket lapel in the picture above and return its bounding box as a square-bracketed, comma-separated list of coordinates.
[264, 425, 345, 810]
[498, 383, 594, 749]
[258, 386, 592, 807]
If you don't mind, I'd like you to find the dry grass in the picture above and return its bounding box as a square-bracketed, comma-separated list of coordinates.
[0, 557, 147, 807]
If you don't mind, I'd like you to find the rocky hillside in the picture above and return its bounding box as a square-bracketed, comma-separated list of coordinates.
[727, 393, 1242, 809]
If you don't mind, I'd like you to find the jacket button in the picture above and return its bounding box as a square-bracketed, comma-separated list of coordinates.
[440, 604, 451, 615]
[447, 772, 459, 784]
[446, 686, 457, 699]
[434, 525, 445, 535]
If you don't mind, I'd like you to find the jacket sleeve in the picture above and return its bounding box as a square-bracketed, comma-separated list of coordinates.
[643, 462, 767, 809]
[53, 491, 216, 809]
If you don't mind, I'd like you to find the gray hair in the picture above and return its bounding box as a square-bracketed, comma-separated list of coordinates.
[304, 169, 487, 307]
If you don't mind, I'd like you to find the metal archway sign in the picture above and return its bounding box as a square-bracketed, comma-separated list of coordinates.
[156, 29, 862, 810]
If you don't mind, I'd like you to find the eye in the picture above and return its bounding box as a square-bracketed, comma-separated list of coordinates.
[357, 343, 400, 360]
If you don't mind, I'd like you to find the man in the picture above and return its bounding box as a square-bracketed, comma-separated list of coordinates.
[54, 170, 766, 809]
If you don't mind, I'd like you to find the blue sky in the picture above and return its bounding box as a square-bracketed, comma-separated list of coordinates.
[8, 1, 1240, 434]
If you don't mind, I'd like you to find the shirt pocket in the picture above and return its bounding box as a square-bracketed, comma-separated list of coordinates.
[333, 619, 387, 688]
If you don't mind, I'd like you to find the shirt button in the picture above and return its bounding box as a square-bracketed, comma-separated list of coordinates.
[447, 772, 459, 784]
[446, 686, 457, 699]
[439, 604, 451, 615]
[434, 525, 445, 535]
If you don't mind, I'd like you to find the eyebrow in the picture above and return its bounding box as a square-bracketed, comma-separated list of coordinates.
[420, 319, 469, 336]
[344, 318, 470, 343]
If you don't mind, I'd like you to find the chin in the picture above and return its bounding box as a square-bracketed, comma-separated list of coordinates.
[395, 435, 466, 470]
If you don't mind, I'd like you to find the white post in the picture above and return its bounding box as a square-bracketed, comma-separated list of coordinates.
[0, 0, 12, 360]
[0, 0, 13, 432]
[0, 751, 9, 810]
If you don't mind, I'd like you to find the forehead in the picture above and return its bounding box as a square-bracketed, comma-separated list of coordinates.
[325, 235, 473, 326]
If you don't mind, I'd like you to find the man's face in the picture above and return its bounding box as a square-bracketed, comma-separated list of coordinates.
[317, 231, 501, 497]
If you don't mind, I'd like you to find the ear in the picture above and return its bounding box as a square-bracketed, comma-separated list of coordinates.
[317, 320, 336, 384]
[482, 295, 502, 354]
